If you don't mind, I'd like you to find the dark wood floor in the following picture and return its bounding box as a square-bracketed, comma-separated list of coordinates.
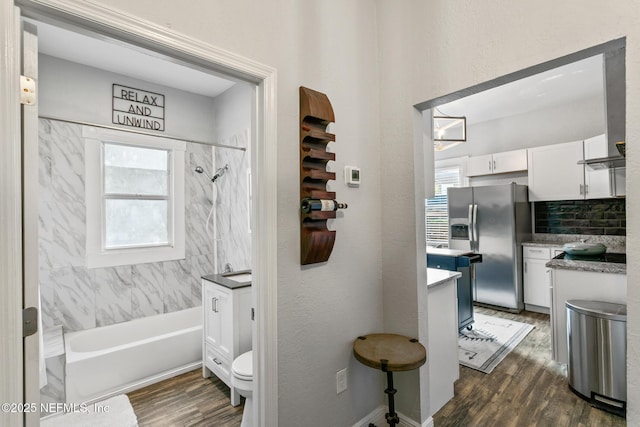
[127, 369, 243, 426]
[128, 307, 625, 427]
[433, 306, 626, 427]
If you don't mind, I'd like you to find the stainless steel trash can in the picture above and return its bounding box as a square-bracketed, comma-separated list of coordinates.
[566, 299, 626, 417]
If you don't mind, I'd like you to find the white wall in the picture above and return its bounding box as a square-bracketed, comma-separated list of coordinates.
[25, 0, 640, 425]
[389, 0, 640, 423]
[84, 1, 386, 425]
[436, 95, 606, 161]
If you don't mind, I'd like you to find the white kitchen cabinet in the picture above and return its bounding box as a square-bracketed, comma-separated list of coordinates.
[584, 134, 626, 198]
[202, 278, 252, 406]
[528, 136, 624, 201]
[465, 149, 527, 177]
[549, 268, 626, 365]
[523, 247, 551, 312]
[523, 246, 564, 313]
[527, 140, 584, 201]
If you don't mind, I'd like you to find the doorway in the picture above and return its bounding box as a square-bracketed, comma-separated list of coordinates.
[416, 39, 627, 421]
[3, 1, 277, 425]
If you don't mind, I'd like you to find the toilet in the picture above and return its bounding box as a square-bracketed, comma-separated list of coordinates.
[231, 350, 253, 427]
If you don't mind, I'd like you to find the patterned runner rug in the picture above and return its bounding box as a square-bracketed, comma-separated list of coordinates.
[458, 312, 535, 374]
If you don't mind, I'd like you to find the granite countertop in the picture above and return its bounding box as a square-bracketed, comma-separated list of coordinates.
[427, 268, 461, 288]
[522, 241, 566, 248]
[522, 234, 626, 253]
[546, 255, 626, 275]
[202, 270, 252, 289]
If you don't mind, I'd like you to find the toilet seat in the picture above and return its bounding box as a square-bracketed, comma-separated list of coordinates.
[232, 350, 253, 381]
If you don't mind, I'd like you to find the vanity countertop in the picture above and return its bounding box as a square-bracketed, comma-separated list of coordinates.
[202, 270, 252, 289]
[427, 268, 461, 288]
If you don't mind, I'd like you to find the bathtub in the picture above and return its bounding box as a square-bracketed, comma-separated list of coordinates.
[64, 307, 202, 403]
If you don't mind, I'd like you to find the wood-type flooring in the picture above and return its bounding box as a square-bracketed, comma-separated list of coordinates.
[128, 307, 625, 426]
[128, 369, 243, 426]
[433, 306, 626, 427]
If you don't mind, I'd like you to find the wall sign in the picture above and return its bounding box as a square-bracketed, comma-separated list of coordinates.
[112, 84, 165, 131]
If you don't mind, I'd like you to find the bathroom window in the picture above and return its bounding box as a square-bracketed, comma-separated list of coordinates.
[84, 126, 186, 268]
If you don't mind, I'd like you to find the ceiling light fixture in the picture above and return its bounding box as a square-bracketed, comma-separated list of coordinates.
[433, 111, 466, 151]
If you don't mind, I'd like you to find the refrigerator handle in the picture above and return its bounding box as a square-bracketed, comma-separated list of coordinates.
[468, 204, 474, 248]
[472, 204, 478, 251]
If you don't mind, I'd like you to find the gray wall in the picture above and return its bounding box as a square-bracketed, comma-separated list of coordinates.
[39, 54, 218, 142]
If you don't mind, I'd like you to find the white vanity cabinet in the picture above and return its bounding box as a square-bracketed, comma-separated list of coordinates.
[522, 246, 563, 313]
[202, 276, 252, 406]
[465, 149, 528, 177]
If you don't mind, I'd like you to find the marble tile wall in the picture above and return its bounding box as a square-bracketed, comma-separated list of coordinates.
[214, 129, 252, 273]
[38, 118, 224, 332]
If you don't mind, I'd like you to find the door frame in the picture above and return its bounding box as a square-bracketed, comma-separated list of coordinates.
[2, 1, 279, 425]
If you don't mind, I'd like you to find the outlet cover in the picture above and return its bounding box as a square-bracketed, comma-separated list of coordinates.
[336, 368, 347, 394]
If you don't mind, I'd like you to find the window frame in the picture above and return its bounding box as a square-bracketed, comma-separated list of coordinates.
[426, 157, 468, 247]
[84, 126, 186, 268]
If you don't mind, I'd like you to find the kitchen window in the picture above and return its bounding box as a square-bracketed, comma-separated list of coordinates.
[84, 127, 185, 268]
[426, 159, 466, 247]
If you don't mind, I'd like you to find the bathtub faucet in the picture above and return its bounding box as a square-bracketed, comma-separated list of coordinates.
[224, 263, 233, 273]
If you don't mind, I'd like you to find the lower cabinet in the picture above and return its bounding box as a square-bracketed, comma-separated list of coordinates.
[427, 276, 459, 415]
[202, 279, 252, 406]
[523, 246, 562, 313]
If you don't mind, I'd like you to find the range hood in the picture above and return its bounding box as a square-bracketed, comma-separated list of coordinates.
[580, 47, 626, 170]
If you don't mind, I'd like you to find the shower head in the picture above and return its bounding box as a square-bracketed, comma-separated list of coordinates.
[194, 164, 229, 183]
[212, 164, 229, 182]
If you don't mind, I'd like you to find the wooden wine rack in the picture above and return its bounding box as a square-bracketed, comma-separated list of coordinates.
[300, 86, 337, 265]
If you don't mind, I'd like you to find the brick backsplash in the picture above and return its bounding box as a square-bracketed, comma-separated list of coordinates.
[534, 198, 626, 235]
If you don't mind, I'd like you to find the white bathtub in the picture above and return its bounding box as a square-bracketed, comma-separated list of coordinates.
[64, 307, 202, 403]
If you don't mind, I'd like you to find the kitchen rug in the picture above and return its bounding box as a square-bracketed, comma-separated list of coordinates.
[41, 394, 138, 427]
[458, 313, 534, 374]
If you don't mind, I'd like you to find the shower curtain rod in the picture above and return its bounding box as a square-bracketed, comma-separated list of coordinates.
[38, 115, 247, 152]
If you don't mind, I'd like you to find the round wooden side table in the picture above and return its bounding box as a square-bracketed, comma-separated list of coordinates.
[353, 333, 427, 427]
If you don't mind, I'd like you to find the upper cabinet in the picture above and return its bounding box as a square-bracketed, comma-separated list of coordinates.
[528, 135, 625, 201]
[465, 149, 528, 177]
[583, 134, 626, 198]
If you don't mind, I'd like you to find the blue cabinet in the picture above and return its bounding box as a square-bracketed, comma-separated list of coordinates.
[427, 250, 480, 331]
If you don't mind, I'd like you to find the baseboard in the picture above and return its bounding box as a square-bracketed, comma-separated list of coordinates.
[353, 405, 432, 427]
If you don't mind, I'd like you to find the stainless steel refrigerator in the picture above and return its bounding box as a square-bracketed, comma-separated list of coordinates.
[447, 183, 531, 311]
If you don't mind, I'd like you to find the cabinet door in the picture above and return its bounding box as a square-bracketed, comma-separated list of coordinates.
[215, 286, 234, 360]
[465, 154, 493, 177]
[204, 283, 233, 359]
[584, 134, 614, 199]
[523, 258, 550, 308]
[492, 149, 528, 174]
[204, 284, 221, 348]
[527, 141, 584, 201]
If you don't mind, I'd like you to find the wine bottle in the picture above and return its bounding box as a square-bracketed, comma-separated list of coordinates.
[301, 198, 348, 213]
